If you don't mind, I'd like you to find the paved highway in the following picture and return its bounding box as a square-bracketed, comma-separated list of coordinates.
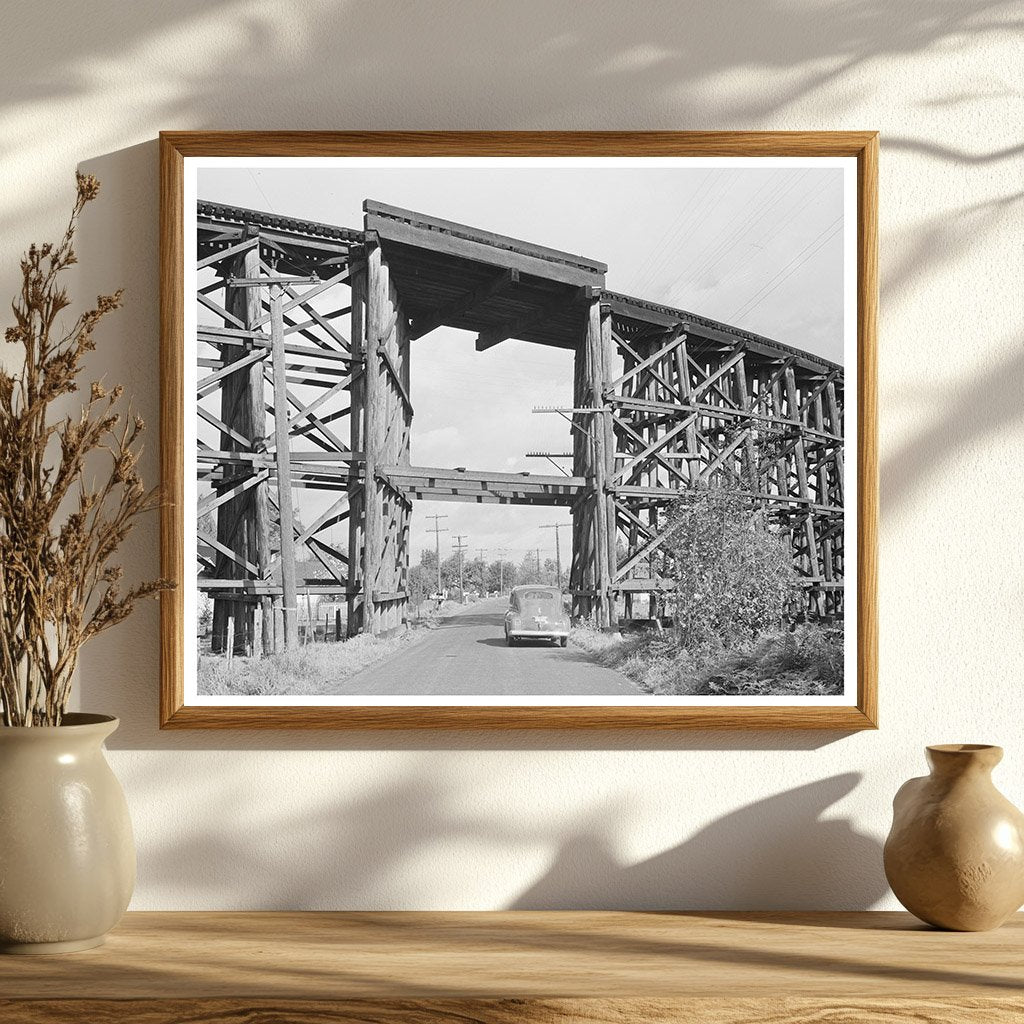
[343, 597, 642, 697]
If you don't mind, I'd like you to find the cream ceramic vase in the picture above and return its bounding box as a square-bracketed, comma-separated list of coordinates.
[0, 713, 135, 953]
[884, 744, 1024, 931]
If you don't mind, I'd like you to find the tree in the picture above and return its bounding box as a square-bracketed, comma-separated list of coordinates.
[407, 562, 432, 607]
[661, 488, 795, 651]
[518, 552, 539, 584]
[485, 559, 516, 594]
[466, 557, 487, 594]
[440, 553, 461, 592]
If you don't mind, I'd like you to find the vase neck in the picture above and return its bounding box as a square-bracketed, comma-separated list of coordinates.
[926, 743, 1002, 780]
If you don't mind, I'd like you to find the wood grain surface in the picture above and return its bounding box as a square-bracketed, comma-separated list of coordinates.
[5, 997, 1024, 1024]
[1, 910, 1021, 1023]
[160, 130, 879, 731]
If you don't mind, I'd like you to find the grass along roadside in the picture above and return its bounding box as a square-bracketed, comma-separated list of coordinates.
[198, 597, 481, 697]
[570, 622, 843, 697]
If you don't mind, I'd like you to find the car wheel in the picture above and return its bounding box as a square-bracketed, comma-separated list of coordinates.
[506, 634, 515, 646]
[559, 637, 568, 648]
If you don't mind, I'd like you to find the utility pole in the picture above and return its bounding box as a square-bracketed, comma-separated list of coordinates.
[425, 514, 448, 596]
[540, 523, 569, 591]
[535, 547, 542, 584]
[476, 548, 487, 594]
[496, 548, 507, 595]
[453, 534, 469, 601]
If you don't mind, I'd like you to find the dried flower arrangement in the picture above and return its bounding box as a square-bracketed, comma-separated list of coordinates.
[0, 174, 171, 726]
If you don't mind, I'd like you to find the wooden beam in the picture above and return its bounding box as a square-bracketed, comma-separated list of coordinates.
[476, 287, 586, 352]
[197, 531, 261, 578]
[377, 344, 413, 416]
[611, 330, 686, 406]
[251, 268, 353, 329]
[614, 417, 689, 485]
[607, 324, 686, 394]
[198, 291, 245, 329]
[614, 526, 673, 581]
[612, 413, 699, 485]
[379, 465, 585, 489]
[197, 348, 266, 397]
[198, 470, 269, 518]
[409, 269, 520, 339]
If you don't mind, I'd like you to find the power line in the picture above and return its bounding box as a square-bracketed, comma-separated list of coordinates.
[632, 170, 733, 294]
[667, 169, 794, 294]
[729, 216, 843, 323]
[625, 169, 716, 293]
[699, 171, 810, 277]
[663, 170, 813, 306]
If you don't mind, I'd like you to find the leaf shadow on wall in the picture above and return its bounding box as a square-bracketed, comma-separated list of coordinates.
[511, 773, 887, 910]
[1, 0, 1018, 245]
[883, 336, 1024, 512]
[131, 759, 886, 911]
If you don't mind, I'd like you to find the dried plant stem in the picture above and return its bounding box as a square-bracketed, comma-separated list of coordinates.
[0, 174, 172, 726]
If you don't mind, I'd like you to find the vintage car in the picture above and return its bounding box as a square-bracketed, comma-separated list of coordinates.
[504, 585, 570, 647]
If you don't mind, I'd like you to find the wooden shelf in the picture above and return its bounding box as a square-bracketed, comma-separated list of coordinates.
[1, 911, 1021, 1022]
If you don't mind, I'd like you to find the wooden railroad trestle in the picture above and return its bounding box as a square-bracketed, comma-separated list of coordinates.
[196, 199, 844, 649]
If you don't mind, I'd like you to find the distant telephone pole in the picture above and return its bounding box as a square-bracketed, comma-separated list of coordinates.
[476, 548, 487, 593]
[540, 523, 569, 590]
[496, 548, 507, 595]
[425, 514, 448, 595]
[453, 534, 469, 600]
[535, 547, 541, 584]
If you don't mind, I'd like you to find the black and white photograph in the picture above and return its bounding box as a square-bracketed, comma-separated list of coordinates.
[180, 152, 859, 712]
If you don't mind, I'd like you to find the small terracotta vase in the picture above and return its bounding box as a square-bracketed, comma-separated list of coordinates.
[0, 714, 135, 953]
[884, 744, 1024, 931]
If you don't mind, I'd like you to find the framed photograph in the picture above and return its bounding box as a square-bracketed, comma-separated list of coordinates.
[159, 131, 877, 729]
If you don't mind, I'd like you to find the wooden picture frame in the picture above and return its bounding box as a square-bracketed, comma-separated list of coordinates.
[160, 131, 877, 730]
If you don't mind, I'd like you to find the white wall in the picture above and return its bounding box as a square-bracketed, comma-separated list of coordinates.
[2, 0, 1021, 910]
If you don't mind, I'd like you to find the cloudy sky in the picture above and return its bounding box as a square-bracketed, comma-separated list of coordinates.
[197, 160, 845, 571]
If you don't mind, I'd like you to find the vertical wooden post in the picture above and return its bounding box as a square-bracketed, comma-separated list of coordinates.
[361, 242, 385, 635]
[826, 381, 845, 506]
[771, 372, 788, 499]
[396, 299, 412, 632]
[785, 365, 820, 615]
[211, 249, 263, 655]
[570, 335, 591, 620]
[586, 300, 611, 629]
[269, 282, 299, 649]
[674, 336, 698, 484]
[240, 242, 274, 658]
[733, 352, 758, 492]
[813, 391, 835, 605]
[347, 259, 367, 635]
[599, 308, 619, 630]
[643, 336, 661, 621]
